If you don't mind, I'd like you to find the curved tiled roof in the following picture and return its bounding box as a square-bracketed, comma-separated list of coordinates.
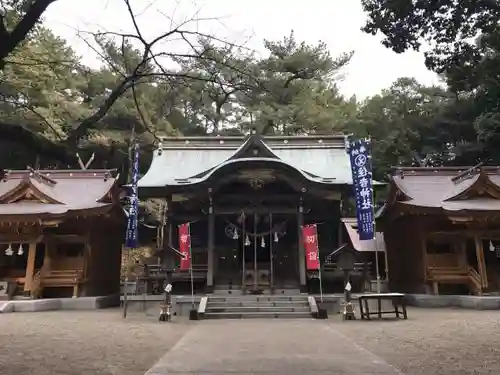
[138, 134, 356, 188]
[0, 169, 118, 218]
[388, 166, 500, 213]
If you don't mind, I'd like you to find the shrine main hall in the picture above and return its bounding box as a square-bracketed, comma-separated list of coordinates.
[138, 132, 376, 294]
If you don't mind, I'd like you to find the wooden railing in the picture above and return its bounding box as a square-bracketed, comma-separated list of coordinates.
[467, 266, 482, 295]
[427, 266, 468, 279]
[426, 266, 483, 295]
[41, 269, 85, 298]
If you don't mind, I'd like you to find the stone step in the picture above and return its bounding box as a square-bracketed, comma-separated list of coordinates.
[204, 311, 312, 319]
[208, 295, 308, 303]
[207, 301, 309, 308]
[212, 290, 243, 296]
[206, 306, 310, 313]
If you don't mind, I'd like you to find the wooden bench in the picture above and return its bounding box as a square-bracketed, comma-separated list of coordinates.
[42, 269, 85, 298]
[358, 293, 407, 320]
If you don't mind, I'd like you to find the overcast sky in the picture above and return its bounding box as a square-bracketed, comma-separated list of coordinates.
[43, 0, 441, 99]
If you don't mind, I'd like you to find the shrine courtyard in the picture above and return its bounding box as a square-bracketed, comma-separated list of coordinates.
[1, 309, 499, 375]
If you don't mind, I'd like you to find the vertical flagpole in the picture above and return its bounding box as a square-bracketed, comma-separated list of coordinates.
[188, 223, 195, 308]
[242, 214, 246, 292]
[123, 143, 140, 319]
[315, 224, 324, 303]
[123, 246, 129, 319]
[367, 138, 380, 294]
[269, 213, 274, 291]
[375, 242, 380, 293]
[347, 136, 379, 294]
[253, 211, 257, 291]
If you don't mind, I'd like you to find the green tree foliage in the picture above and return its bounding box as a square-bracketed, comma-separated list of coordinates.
[361, 0, 500, 164]
[5, 0, 500, 190]
[244, 31, 355, 135]
[361, 0, 500, 77]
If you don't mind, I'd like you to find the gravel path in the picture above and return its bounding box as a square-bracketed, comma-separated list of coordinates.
[333, 307, 500, 375]
[1, 308, 500, 375]
[0, 309, 190, 375]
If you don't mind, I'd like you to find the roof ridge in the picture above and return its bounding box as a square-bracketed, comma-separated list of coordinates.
[3, 169, 117, 179]
[396, 166, 500, 173]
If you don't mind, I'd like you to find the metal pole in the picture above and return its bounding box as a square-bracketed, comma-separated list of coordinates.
[123, 246, 130, 318]
[242, 213, 246, 292]
[253, 211, 257, 290]
[383, 237, 389, 285]
[373, 214, 380, 293]
[375, 247, 381, 293]
[316, 225, 324, 303]
[188, 223, 195, 308]
[269, 213, 274, 292]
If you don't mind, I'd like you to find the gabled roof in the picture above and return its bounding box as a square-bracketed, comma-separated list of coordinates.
[0, 169, 118, 219]
[138, 133, 354, 189]
[341, 218, 385, 252]
[383, 166, 500, 216]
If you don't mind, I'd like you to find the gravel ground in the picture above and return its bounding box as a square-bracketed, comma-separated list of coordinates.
[1, 308, 500, 375]
[333, 307, 500, 375]
[0, 309, 190, 375]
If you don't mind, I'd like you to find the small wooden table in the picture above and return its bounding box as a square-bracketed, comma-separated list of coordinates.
[358, 293, 407, 320]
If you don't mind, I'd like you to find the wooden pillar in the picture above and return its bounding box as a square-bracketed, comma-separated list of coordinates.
[43, 239, 53, 270]
[165, 195, 174, 271]
[456, 241, 467, 268]
[421, 233, 427, 288]
[298, 199, 306, 291]
[24, 242, 37, 292]
[474, 236, 488, 289]
[166, 221, 174, 269]
[207, 200, 214, 292]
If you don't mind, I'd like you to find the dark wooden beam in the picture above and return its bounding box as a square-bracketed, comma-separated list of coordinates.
[213, 206, 299, 215]
[213, 193, 300, 203]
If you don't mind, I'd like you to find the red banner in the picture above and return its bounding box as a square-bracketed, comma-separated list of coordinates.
[302, 224, 320, 270]
[178, 223, 191, 270]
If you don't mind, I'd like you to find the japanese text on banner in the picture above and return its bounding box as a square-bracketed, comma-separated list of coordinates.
[302, 224, 320, 270]
[348, 139, 375, 240]
[125, 144, 140, 248]
[178, 223, 191, 270]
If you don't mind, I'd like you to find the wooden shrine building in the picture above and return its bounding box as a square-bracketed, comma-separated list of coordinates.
[0, 169, 123, 299]
[138, 132, 376, 294]
[379, 165, 500, 295]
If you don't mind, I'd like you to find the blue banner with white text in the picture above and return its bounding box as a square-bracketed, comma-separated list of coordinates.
[125, 143, 140, 248]
[347, 139, 375, 240]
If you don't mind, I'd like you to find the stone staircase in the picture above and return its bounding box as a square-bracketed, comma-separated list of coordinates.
[203, 294, 312, 319]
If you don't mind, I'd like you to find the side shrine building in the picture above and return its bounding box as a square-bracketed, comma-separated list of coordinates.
[0, 169, 123, 299]
[138, 132, 381, 294]
[379, 166, 500, 296]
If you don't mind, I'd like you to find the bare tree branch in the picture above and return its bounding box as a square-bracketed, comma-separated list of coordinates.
[1, 0, 262, 164]
[0, 0, 57, 69]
